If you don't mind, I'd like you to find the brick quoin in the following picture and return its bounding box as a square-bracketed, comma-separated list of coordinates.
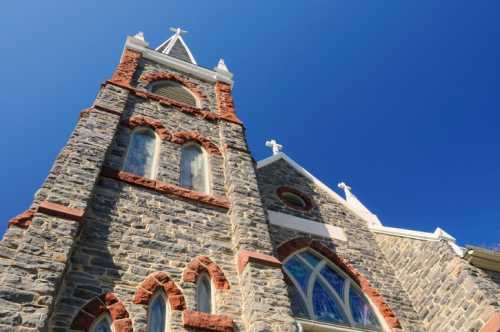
[71, 292, 132, 332]
[276, 237, 402, 329]
[133, 271, 186, 311]
[183, 310, 234, 332]
[110, 49, 142, 86]
[215, 82, 242, 125]
[100, 167, 230, 209]
[182, 256, 230, 290]
[139, 71, 208, 102]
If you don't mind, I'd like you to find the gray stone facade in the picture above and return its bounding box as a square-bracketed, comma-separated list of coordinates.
[0, 34, 498, 332]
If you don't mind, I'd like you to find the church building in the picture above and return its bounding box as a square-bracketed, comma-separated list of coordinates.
[1, 28, 499, 332]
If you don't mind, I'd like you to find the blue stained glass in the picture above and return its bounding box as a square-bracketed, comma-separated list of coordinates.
[320, 265, 345, 298]
[300, 251, 321, 267]
[94, 317, 111, 332]
[288, 283, 310, 319]
[312, 281, 348, 324]
[149, 295, 166, 332]
[284, 256, 312, 293]
[349, 286, 380, 329]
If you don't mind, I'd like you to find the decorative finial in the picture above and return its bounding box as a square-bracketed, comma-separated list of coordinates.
[133, 31, 145, 41]
[216, 58, 229, 72]
[265, 139, 283, 156]
[338, 182, 352, 195]
[169, 27, 188, 36]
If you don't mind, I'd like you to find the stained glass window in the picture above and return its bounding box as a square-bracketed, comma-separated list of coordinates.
[91, 314, 112, 332]
[180, 144, 208, 193]
[283, 250, 382, 331]
[123, 128, 157, 178]
[196, 273, 212, 313]
[148, 292, 167, 332]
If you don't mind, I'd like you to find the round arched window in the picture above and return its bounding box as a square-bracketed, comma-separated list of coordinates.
[277, 187, 312, 211]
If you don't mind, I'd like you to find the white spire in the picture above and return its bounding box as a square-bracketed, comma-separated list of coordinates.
[338, 182, 382, 226]
[155, 27, 197, 65]
[215, 59, 229, 72]
[265, 139, 283, 155]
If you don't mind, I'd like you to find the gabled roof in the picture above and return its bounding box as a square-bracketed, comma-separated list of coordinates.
[155, 28, 197, 65]
[257, 152, 463, 255]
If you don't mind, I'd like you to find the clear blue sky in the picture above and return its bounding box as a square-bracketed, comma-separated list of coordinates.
[1, 1, 499, 248]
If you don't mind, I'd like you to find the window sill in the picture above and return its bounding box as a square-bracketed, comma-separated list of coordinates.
[297, 319, 379, 332]
[101, 167, 230, 209]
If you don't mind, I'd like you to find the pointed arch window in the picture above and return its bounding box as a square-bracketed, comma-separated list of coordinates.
[123, 127, 158, 179]
[180, 143, 208, 193]
[149, 80, 198, 107]
[90, 314, 113, 332]
[284, 250, 383, 331]
[196, 272, 213, 313]
[148, 291, 168, 332]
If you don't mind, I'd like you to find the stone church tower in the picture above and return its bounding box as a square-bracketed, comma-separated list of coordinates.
[1, 29, 499, 332]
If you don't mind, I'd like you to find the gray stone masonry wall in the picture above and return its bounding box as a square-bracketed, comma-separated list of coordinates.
[257, 159, 425, 331]
[4, 52, 296, 332]
[0, 84, 128, 331]
[375, 234, 500, 332]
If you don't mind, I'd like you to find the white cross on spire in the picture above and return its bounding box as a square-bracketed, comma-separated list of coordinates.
[170, 27, 188, 36]
[265, 139, 283, 155]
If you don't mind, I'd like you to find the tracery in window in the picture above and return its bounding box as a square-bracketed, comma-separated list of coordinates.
[123, 127, 158, 179]
[90, 314, 113, 332]
[196, 273, 213, 313]
[283, 250, 382, 331]
[150, 80, 198, 107]
[148, 291, 168, 332]
[180, 143, 208, 193]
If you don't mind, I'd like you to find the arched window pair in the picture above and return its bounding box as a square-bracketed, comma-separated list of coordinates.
[145, 275, 213, 332]
[284, 250, 384, 331]
[123, 129, 209, 193]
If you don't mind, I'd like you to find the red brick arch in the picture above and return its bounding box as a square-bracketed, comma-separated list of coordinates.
[123, 115, 171, 140]
[139, 71, 207, 103]
[70, 292, 132, 332]
[133, 271, 186, 311]
[182, 256, 230, 290]
[172, 131, 222, 155]
[276, 237, 401, 329]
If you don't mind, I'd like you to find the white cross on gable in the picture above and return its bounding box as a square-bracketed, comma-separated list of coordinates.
[265, 139, 283, 155]
[170, 27, 188, 36]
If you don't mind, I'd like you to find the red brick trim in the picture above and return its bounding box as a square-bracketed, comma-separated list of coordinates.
[276, 238, 401, 329]
[215, 82, 243, 125]
[8, 209, 35, 229]
[100, 167, 230, 209]
[111, 49, 142, 86]
[481, 312, 500, 332]
[80, 106, 122, 118]
[71, 292, 132, 332]
[183, 310, 234, 332]
[133, 271, 186, 311]
[122, 115, 171, 140]
[139, 71, 208, 102]
[172, 131, 222, 155]
[276, 186, 313, 212]
[237, 250, 282, 274]
[38, 201, 85, 222]
[183, 256, 230, 290]
[105, 81, 243, 126]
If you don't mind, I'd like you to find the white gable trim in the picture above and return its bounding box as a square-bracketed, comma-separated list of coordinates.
[122, 36, 233, 85]
[268, 211, 347, 242]
[257, 153, 463, 256]
[157, 34, 198, 65]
